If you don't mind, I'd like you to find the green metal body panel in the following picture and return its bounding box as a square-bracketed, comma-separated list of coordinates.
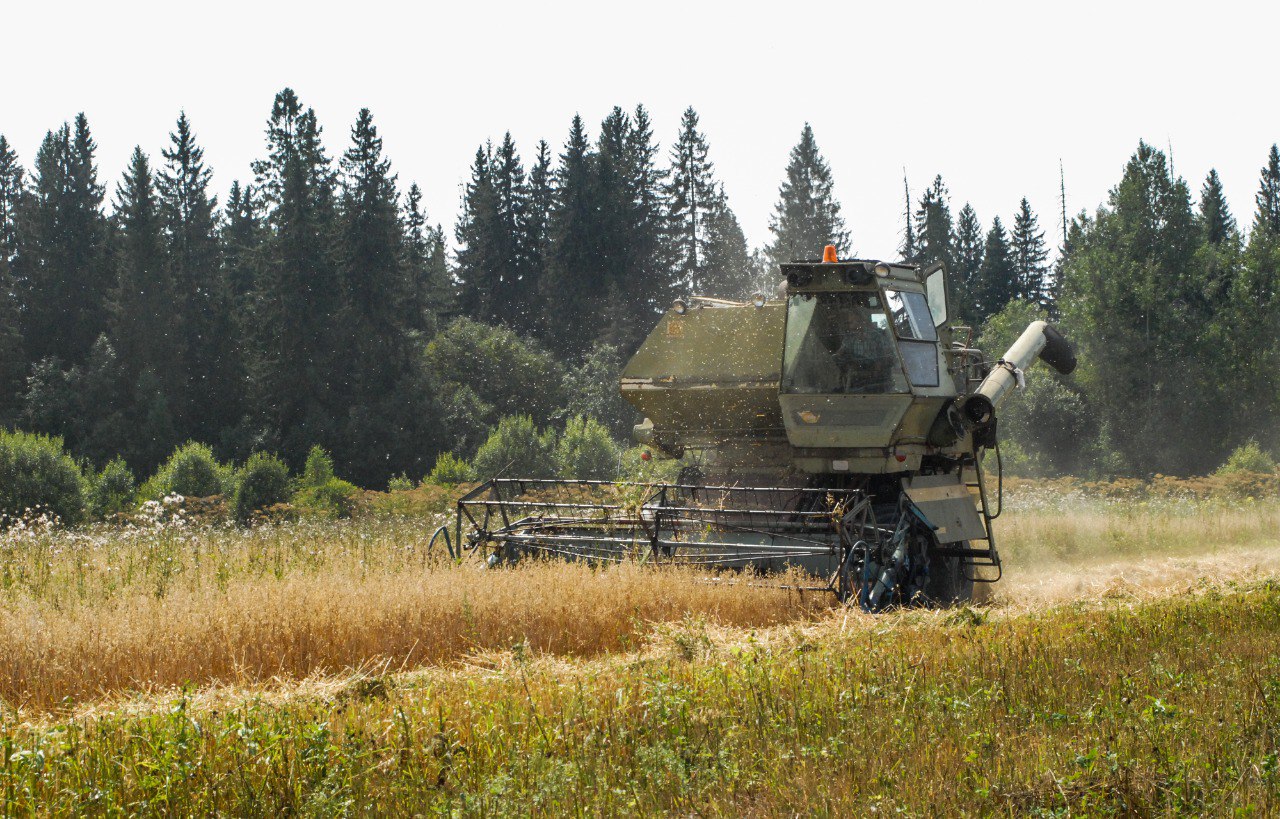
[621, 304, 785, 445]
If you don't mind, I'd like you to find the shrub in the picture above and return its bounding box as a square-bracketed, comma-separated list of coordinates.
[233, 453, 292, 523]
[293, 479, 359, 518]
[0, 430, 87, 526]
[141, 441, 233, 500]
[425, 451, 473, 486]
[293, 446, 358, 518]
[424, 318, 565, 457]
[90, 457, 137, 519]
[620, 446, 683, 484]
[556, 416, 621, 480]
[471, 415, 557, 481]
[388, 473, 414, 492]
[302, 445, 335, 487]
[1215, 440, 1277, 476]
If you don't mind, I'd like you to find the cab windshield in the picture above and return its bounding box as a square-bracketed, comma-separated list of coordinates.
[781, 292, 907, 394]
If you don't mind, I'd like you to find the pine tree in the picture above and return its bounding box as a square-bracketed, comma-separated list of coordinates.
[766, 123, 850, 267]
[249, 88, 342, 461]
[17, 115, 110, 365]
[1255, 144, 1280, 235]
[970, 217, 1016, 321]
[157, 112, 238, 446]
[913, 175, 955, 272]
[1009, 198, 1050, 310]
[953, 203, 984, 323]
[0, 136, 25, 421]
[1199, 169, 1237, 246]
[109, 147, 181, 467]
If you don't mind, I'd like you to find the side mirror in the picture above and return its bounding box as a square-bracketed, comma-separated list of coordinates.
[924, 264, 948, 327]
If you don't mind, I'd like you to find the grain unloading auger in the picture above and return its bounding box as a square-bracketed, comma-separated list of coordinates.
[436, 247, 1076, 610]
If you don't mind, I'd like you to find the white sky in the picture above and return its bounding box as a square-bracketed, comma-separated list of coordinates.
[4, 0, 1278, 260]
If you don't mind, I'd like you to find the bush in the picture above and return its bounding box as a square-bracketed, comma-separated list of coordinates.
[388, 473, 414, 492]
[293, 446, 359, 518]
[425, 451, 473, 486]
[90, 457, 137, 518]
[141, 441, 233, 500]
[620, 446, 684, 484]
[556, 416, 621, 480]
[233, 453, 292, 523]
[1216, 440, 1277, 476]
[301, 445, 335, 487]
[293, 479, 359, 518]
[0, 430, 87, 526]
[424, 318, 565, 457]
[471, 415, 557, 481]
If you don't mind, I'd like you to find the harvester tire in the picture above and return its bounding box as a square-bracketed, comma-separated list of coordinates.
[923, 547, 974, 606]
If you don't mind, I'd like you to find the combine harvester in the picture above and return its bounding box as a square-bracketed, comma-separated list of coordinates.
[436, 247, 1075, 610]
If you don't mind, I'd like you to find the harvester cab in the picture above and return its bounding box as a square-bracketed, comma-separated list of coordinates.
[443, 246, 1077, 610]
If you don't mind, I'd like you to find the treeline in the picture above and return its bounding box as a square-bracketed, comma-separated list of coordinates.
[0, 87, 1277, 484]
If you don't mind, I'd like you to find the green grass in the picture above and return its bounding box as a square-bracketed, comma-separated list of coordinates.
[3, 581, 1279, 815]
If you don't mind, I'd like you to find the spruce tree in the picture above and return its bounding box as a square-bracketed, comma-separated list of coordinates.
[336, 107, 413, 401]
[613, 104, 672, 349]
[953, 203, 984, 323]
[0, 136, 24, 421]
[222, 180, 262, 308]
[543, 114, 605, 352]
[455, 143, 503, 324]
[701, 184, 753, 297]
[1255, 144, 1280, 235]
[490, 132, 534, 332]
[17, 115, 110, 365]
[249, 88, 342, 462]
[665, 107, 718, 293]
[665, 107, 746, 295]
[970, 217, 1016, 321]
[525, 140, 554, 309]
[403, 182, 449, 332]
[913, 175, 955, 272]
[1199, 169, 1237, 247]
[1058, 141, 1211, 474]
[109, 147, 181, 467]
[333, 108, 434, 484]
[1009, 198, 1051, 310]
[157, 112, 237, 446]
[766, 123, 849, 267]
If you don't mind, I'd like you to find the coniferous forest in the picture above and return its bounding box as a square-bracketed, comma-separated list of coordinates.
[1, 87, 1278, 488]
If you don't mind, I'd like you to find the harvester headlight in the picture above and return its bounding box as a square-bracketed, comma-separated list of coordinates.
[672, 298, 688, 315]
[873, 262, 892, 277]
[751, 292, 766, 308]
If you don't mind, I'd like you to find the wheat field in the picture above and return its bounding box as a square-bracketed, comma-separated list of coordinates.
[2, 492, 1279, 814]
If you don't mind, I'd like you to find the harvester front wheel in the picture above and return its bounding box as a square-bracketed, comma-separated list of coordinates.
[923, 545, 974, 605]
